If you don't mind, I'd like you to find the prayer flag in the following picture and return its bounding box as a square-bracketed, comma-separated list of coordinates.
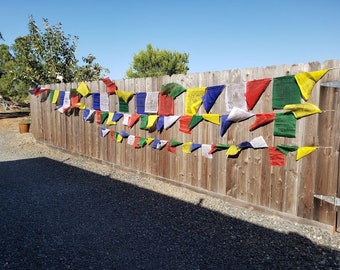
[185, 87, 206, 116]
[283, 102, 322, 119]
[156, 116, 164, 132]
[158, 94, 174, 116]
[249, 113, 275, 131]
[127, 114, 140, 128]
[269, 146, 285, 166]
[296, 146, 318, 160]
[226, 145, 242, 157]
[136, 92, 147, 114]
[188, 115, 203, 129]
[139, 114, 148, 130]
[182, 142, 192, 154]
[295, 69, 329, 100]
[146, 115, 158, 129]
[179, 115, 193, 134]
[220, 114, 233, 137]
[102, 77, 117, 95]
[276, 144, 298, 155]
[164, 115, 180, 129]
[77, 82, 91, 97]
[245, 78, 271, 110]
[162, 82, 186, 98]
[227, 107, 254, 122]
[249, 136, 268, 149]
[202, 85, 225, 113]
[272, 75, 301, 109]
[201, 144, 213, 159]
[225, 83, 247, 112]
[274, 112, 296, 138]
[202, 114, 220, 125]
[145, 92, 159, 113]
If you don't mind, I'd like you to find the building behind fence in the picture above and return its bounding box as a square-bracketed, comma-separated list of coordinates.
[30, 60, 340, 229]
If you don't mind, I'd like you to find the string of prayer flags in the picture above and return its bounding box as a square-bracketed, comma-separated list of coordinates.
[201, 144, 213, 159]
[283, 102, 322, 119]
[77, 82, 91, 97]
[127, 114, 140, 128]
[249, 113, 275, 131]
[227, 107, 254, 122]
[202, 85, 225, 113]
[102, 77, 117, 95]
[202, 114, 220, 125]
[145, 92, 159, 113]
[269, 146, 286, 166]
[179, 115, 193, 134]
[83, 109, 95, 122]
[136, 92, 147, 114]
[220, 114, 234, 136]
[39, 88, 50, 102]
[249, 136, 268, 149]
[188, 115, 203, 129]
[295, 69, 329, 100]
[158, 94, 174, 116]
[164, 115, 180, 129]
[296, 146, 318, 160]
[272, 75, 301, 109]
[162, 82, 187, 99]
[245, 78, 271, 110]
[273, 112, 296, 138]
[276, 144, 299, 155]
[185, 87, 206, 116]
[225, 83, 247, 112]
[31, 86, 50, 96]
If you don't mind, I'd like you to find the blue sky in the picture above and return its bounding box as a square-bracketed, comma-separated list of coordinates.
[1, 0, 339, 79]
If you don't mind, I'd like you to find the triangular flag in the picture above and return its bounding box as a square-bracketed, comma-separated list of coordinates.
[179, 115, 193, 134]
[202, 114, 220, 125]
[209, 143, 230, 154]
[115, 132, 123, 143]
[132, 136, 141, 149]
[295, 69, 329, 100]
[146, 115, 158, 129]
[156, 116, 164, 132]
[185, 87, 206, 116]
[77, 82, 91, 97]
[188, 115, 203, 129]
[276, 144, 299, 155]
[170, 139, 183, 147]
[283, 103, 322, 119]
[182, 142, 192, 154]
[137, 137, 148, 148]
[237, 141, 253, 150]
[269, 146, 285, 166]
[249, 113, 275, 131]
[106, 112, 116, 125]
[202, 85, 225, 113]
[127, 114, 140, 128]
[296, 146, 318, 161]
[162, 82, 186, 99]
[220, 114, 234, 137]
[249, 136, 268, 149]
[145, 138, 155, 145]
[120, 130, 129, 138]
[112, 112, 124, 123]
[116, 90, 135, 103]
[83, 109, 95, 121]
[227, 107, 254, 122]
[99, 127, 110, 137]
[245, 78, 271, 110]
[190, 143, 201, 153]
[226, 145, 242, 157]
[164, 115, 180, 129]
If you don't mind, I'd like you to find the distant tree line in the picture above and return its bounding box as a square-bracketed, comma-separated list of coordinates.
[0, 17, 190, 101]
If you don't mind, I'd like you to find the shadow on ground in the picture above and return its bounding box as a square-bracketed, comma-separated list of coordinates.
[0, 157, 339, 269]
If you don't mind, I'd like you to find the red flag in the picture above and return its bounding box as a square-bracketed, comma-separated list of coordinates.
[158, 94, 174, 116]
[249, 113, 275, 131]
[245, 78, 271, 110]
[102, 77, 117, 95]
[179, 115, 193, 134]
[269, 146, 285, 166]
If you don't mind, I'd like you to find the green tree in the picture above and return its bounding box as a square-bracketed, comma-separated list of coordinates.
[74, 54, 109, 82]
[126, 44, 189, 78]
[0, 44, 17, 98]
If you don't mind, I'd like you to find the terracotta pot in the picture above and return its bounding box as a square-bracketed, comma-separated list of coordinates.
[19, 123, 30, 133]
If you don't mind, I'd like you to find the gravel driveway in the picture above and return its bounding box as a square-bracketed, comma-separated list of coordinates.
[1, 116, 340, 269]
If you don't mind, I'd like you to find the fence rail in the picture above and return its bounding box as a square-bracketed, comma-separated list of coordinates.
[30, 60, 340, 227]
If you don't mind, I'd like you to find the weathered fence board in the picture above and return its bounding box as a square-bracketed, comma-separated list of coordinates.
[30, 60, 340, 227]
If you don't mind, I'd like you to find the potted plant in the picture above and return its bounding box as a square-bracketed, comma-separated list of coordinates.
[19, 116, 31, 133]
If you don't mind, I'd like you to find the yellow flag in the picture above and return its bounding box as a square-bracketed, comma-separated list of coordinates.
[74, 102, 86, 110]
[283, 102, 322, 119]
[77, 82, 91, 97]
[226, 145, 242, 156]
[202, 114, 220, 125]
[182, 142, 192, 154]
[106, 112, 115, 125]
[116, 134, 123, 143]
[185, 87, 206, 116]
[295, 69, 329, 100]
[146, 115, 158, 129]
[146, 138, 155, 145]
[51, 89, 60, 104]
[116, 90, 135, 103]
[296, 146, 318, 160]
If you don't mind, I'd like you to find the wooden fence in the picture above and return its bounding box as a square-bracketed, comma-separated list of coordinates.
[30, 60, 340, 228]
